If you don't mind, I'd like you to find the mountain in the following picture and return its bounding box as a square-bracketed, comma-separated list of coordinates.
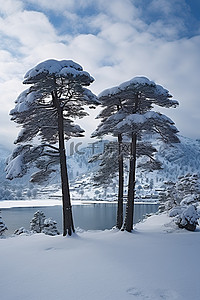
[64, 135, 200, 201]
[152, 136, 200, 184]
[0, 136, 199, 201]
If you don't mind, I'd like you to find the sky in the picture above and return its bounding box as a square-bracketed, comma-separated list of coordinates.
[0, 0, 200, 149]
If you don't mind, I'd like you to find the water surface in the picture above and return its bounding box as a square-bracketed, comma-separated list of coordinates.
[1, 203, 158, 235]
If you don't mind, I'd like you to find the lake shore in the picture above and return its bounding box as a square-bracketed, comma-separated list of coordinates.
[0, 198, 158, 209]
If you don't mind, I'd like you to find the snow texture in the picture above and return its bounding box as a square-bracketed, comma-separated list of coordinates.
[14, 227, 30, 236]
[178, 205, 199, 227]
[115, 111, 174, 129]
[10, 89, 41, 114]
[169, 204, 199, 231]
[0, 213, 200, 300]
[98, 77, 156, 97]
[180, 194, 198, 206]
[42, 218, 60, 236]
[5, 154, 25, 180]
[98, 76, 179, 107]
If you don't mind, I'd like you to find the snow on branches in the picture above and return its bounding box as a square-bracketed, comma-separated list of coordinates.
[162, 173, 200, 231]
[30, 210, 59, 236]
[6, 59, 99, 185]
[23, 59, 94, 85]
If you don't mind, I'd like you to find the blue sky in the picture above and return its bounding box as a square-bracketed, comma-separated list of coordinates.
[0, 0, 199, 148]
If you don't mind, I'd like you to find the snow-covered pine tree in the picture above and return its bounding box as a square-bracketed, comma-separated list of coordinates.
[0, 212, 8, 237]
[30, 210, 46, 233]
[93, 77, 179, 232]
[176, 173, 200, 204]
[169, 204, 199, 231]
[163, 173, 200, 231]
[162, 173, 200, 210]
[6, 59, 98, 236]
[42, 218, 60, 236]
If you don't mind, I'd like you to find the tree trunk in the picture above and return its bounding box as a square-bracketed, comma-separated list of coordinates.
[123, 133, 137, 232]
[116, 133, 124, 229]
[53, 91, 75, 236]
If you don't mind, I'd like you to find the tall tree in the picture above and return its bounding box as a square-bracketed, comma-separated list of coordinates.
[93, 77, 179, 232]
[6, 59, 98, 236]
[92, 99, 126, 229]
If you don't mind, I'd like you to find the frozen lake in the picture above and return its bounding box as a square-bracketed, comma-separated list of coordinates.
[1, 202, 159, 235]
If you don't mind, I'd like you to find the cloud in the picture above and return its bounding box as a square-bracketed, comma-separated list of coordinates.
[24, 0, 75, 11]
[0, 0, 199, 150]
[0, 11, 58, 51]
[0, 0, 23, 16]
[98, 0, 139, 23]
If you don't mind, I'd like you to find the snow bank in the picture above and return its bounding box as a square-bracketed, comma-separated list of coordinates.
[0, 213, 200, 300]
[0, 199, 62, 209]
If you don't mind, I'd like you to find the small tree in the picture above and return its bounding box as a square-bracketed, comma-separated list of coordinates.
[6, 59, 98, 236]
[169, 204, 199, 231]
[0, 212, 8, 237]
[161, 173, 200, 211]
[42, 218, 60, 236]
[164, 173, 200, 231]
[30, 210, 46, 233]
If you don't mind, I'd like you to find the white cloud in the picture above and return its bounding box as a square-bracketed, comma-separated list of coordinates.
[98, 0, 139, 23]
[0, 0, 23, 16]
[0, 0, 199, 149]
[24, 0, 75, 11]
[0, 10, 58, 50]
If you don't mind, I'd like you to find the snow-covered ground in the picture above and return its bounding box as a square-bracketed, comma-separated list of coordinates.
[1, 213, 200, 300]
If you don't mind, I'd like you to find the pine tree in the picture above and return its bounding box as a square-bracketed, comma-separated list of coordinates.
[42, 218, 60, 236]
[6, 59, 98, 236]
[163, 173, 200, 209]
[93, 77, 179, 232]
[30, 210, 46, 233]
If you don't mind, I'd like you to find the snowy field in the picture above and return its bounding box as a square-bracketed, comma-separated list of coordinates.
[1, 213, 200, 300]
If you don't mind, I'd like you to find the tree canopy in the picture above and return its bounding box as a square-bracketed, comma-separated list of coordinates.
[6, 59, 98, 182]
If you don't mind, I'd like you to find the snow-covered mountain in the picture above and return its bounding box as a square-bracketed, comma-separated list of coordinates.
[65, 135, 200, 200]
[0, 144, 37, 200]
[155, 136, 200, 180]
[133, 135, 200, 199]
[0, 136, 199, 201]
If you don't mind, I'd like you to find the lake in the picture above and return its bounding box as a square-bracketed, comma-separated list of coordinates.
[1, 202, 159, 236]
